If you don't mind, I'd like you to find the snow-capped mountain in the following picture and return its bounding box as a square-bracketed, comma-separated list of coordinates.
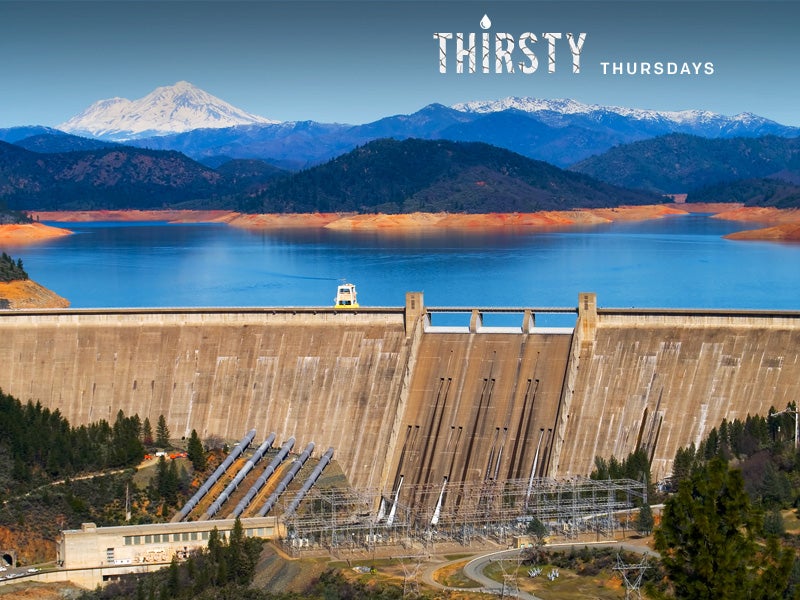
[451, 96, 785, 136]
[59, 81, 278, 141]
[47, 86, 799, 168]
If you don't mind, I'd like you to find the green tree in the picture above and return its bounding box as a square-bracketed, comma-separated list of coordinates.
[636, 503, 654, 535]
[525, 516, 549, 542]
[672, 443, 697, 483]
[227, 517, 249, 585]
[151, 456, 179, 505]
[156, 415, 170, 448]
[187, 429, 206, 471]
[142, 417, 153, 446]
[764, 509, 786, 537]
[655, 457, 793, 599]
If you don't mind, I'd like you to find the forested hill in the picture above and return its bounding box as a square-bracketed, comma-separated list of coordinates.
[243, 138, 663, 214]
[687, 177, 800, 208]
[0, 141, 224, 210]
[571, 134, 800, 197]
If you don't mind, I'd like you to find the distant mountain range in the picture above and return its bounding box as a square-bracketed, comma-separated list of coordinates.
[16, 82, 794, 169]
[125, 96, 799, 170]
[2, 82, 800, 210]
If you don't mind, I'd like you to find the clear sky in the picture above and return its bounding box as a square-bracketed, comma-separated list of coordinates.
[0, 0, 798, 128]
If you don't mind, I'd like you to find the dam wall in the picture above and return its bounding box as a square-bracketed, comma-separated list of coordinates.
[555, 298, 800, 482]
[0, 308, 413, 491]
[382, 328, 572, 512]
[3, 296, 800, 499]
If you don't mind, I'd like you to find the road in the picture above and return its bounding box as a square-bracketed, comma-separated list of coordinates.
[421, 540, 659, 599]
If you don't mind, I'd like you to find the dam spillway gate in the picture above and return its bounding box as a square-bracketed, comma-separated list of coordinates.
[3, 292, 800, 540]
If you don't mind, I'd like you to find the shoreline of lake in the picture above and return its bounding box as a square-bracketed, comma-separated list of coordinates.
[6, 203, 799, 246]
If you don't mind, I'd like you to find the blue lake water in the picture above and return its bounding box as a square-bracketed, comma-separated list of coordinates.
[7, 214, 800, 312]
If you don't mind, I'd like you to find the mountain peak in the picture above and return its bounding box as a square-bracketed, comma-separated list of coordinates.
[59, 82, 279, 141]
[450, 96, 774, 130]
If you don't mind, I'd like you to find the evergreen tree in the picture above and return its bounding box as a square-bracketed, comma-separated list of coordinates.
[636, 503, 654, 535]
[156, 415, 170, 448]
[764, 509, 786, 537]
[166, 555, 180, 597]
[671, 443, 696, 483]
[142, 417, 154, 446]
[187, 429, 206, 471]
[655, 457, 793, 598]
[525, 516, 549, 542]
[227, 517, 249, 585]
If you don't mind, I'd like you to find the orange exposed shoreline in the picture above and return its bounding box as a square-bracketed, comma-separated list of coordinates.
[714, 207, 800, 242]
[0, 222, 73, 245]
[0, 279, 70, 309]
[11, 204, 800, 243]
[30, 204, 687, 230]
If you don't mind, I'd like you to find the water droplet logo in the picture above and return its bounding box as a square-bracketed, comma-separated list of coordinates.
[480, 14, 491, 30]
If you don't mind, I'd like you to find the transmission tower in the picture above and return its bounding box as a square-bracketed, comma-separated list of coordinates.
[395, 553, 424, 598]
[613, 552, 649, 600]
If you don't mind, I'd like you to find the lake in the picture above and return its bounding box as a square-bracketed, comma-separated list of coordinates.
[9, 214, 800, 313]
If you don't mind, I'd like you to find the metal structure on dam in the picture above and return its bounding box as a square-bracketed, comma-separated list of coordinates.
[2, 292, 800, 517]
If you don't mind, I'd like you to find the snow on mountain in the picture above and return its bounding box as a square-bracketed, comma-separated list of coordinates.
[451, 96, 779, 129]
[59, 81, 279, 141]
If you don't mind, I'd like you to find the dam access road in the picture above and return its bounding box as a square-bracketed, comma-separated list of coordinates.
[1, 292, 799, 518]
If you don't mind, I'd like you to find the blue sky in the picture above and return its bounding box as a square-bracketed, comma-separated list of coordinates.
[0, 0, 798, 127]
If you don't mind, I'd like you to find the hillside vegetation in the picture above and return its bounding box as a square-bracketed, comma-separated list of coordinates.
[572, 134, 800, 199]
[0, 141, 225, 210]
[688, 177, 800, 208]
[244, 138, 663, 214]
[0, 252, 27, 283]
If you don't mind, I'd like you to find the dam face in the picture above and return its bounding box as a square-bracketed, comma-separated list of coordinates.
[2, 294, 800, 502]
[385, 330, 571, 507]
[0, 308, 411, 491]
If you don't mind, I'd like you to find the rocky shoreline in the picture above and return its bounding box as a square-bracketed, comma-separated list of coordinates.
[2, 204, 798, 243]
[0, 279, 70, 309]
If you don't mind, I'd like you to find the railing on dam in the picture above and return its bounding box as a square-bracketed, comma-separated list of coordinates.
[0, 306, 406, 317]
[0, 305, 581, 334]
[425, 306, 578, 334]
[596, 306, 800, 329]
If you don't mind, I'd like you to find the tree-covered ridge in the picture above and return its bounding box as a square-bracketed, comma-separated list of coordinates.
[688, 177, 800, 208]
[244, 138, 663, 214]
[669, 407, 800, 509]
[0, 252, 28, 283]
[0, 141, 227, 210]
[0, 390, 144, 487]
[571, 133, 800, 198]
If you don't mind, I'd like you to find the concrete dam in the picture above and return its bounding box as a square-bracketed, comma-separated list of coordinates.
[2, 293, 800, 511]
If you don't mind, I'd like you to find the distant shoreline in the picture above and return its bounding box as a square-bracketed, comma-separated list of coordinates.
[1, 203, 796, 245]
[30, 204, 686, 229]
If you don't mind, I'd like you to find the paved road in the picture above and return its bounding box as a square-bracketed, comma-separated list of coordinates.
[421, 540, 659, 599]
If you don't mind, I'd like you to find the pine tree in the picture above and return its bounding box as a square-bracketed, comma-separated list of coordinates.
[655, 457, 793, 598]
[187, 429, 206, 471]
[636, 503, 654, 535]
[142, 417, 153, 446]
[156, 415, 170, 448]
